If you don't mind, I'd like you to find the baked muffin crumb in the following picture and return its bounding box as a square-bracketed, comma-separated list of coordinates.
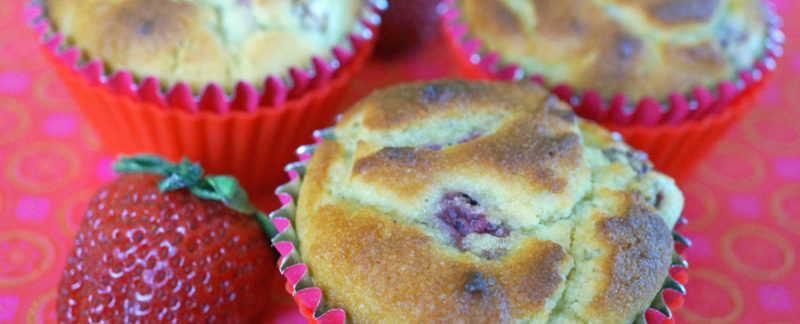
[44, 0, 364, 90]
[456, 0, 768, 101]
[296, 80, 684, 323]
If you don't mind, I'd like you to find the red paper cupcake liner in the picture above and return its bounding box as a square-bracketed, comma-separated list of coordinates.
[268, 129, 691, 324]
[25, 2, 384, 113]
[604, 77, 765, 179]
[439, 0, 783, 127]
[25, 2, 383, 193]
[439, 0, 782, 178]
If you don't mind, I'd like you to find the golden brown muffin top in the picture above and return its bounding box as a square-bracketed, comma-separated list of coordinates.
[296, 80, 684, 323]
[456, 0, 768, 102]
[43, 0, 364, 91]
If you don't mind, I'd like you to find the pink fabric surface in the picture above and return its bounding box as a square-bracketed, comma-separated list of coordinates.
[1, 0, 799, 323]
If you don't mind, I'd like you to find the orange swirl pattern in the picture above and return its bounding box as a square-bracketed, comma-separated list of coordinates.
[33, 74, 70, 112]
[678, 269, 745, 324]
[770, 183, 800, 236]
[720, 224, 795, 281]
[740, 111, 800, 156]
[0, 230, 55, 287]
[0, 97, 31, 145]
[1, 0, 799, 323]
[24, 290, 56, 324]
[5, 140, 82, 194]
[697, 142, 767, 193]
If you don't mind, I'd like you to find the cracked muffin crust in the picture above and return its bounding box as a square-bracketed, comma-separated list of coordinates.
[295, 80, 684, 323]
[43, 0, 362, 90]
[456, 0, 768, 102]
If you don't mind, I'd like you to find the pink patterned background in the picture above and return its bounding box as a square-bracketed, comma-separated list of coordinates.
[1, 0, 799, 323]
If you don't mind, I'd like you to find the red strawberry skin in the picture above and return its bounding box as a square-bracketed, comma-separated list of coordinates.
[57, 173, 275, 323]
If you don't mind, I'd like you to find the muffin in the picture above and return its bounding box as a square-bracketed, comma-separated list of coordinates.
[29, 0, 382, 193]
[441, 0, 782, 178]
[452, 0, 769, 103]
[43, 0, 363, 91]
[271, 80, 688, 323]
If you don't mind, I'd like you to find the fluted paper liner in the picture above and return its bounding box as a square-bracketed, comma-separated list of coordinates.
[26, 1, 385, 112]
[603, 84, 761, 179]
[24, 2, 384, 192]
[269, 127, 691, 324]
[439, 0, 783, 178]
[440, 0, 783, 126]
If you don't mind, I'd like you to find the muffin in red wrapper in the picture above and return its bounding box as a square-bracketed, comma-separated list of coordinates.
[269, 80, 691, 323]
[440, 0, 784, 178]
[25, 0, 385, 193]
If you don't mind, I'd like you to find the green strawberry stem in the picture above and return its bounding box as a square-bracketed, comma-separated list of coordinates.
[113, 155, 278, 238]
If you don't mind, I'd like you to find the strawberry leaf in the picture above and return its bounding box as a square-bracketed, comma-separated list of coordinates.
[113, 155, 276, 237]
[192, 176, 257, 215]
[114, 155, 175, 174]
[158, 160, 204, 192]
[114, 155, 203, 191]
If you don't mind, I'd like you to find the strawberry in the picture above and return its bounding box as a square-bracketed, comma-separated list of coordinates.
[57, 156, 278, 323]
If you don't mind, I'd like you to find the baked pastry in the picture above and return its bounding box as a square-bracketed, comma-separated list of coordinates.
[293, 80, 684, 322]
[43, 0, 363, 90]
[455, 0, 769, 102]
